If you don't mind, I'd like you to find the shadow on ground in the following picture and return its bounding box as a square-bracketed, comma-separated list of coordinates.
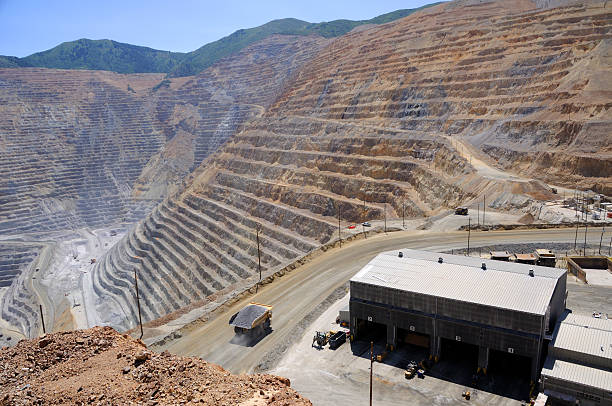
[351, 338, 531, 402]
[229, 328, 273, 347]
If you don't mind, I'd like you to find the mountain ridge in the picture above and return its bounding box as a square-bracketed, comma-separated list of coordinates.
[0, 4, 441, 76]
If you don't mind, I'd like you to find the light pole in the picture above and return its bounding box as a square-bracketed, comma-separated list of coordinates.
[338, 204, 342, 248]
[134, 268, 143, 340]
[467, 217, 471, 256]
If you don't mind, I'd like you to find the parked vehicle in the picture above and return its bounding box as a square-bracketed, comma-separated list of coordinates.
[362, 222, 371, 227]
[312, 331, 329, 347]
[455, 207, 468, 215]
[405, 361, 418, 379]
[328, 330, 346, 349]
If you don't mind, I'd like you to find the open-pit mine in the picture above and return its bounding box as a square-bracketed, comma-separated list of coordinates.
[0, 0, 610, 388]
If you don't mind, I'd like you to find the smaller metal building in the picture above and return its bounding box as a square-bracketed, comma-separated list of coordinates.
[541, 312, 612, 405]
[349, 249, 567, 380]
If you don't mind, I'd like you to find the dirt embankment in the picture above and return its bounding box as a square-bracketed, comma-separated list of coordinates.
[0, 326, 310, 406]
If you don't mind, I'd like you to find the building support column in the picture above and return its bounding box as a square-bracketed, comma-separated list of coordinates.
[350, 316, 357, 341]
[530, 356, 539, 382]
[387, 324, 397, 350]
[477, 346, 489, 374]
[430, 335, 440, 361]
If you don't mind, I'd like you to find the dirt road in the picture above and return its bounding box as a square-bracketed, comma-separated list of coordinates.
[160, 227, 603, 374]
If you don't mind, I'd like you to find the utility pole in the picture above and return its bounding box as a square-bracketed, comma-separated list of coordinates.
[574, 221, 579, 251]
[370, 341, 374, 406]
[338, 204, 342, 248]
[256, 228, 262, 285]
[467, 217, 471, 256]
[483, 195, 486, 227]
[402, 202, 405, 229]
[583, 222, 588, 256]
[363, 195, 367, 239]
[134, 268, 143, 340]
[384, 203, 387, 234]
[599, 226, 605, 255]
[39, 304, 46, 335]
[574, 188, 578, 218]
[477, 203, 480, 227]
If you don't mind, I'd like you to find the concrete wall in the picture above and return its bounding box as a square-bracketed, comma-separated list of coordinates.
[567, 256, 612, 284]
[549, 273, 567, 333]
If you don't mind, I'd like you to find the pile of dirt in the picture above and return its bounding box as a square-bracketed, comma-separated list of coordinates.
[518, 212, 535, 224]
[0, 326, 311, 405]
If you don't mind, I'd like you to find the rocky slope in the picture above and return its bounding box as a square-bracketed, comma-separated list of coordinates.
[0, 35, 328, 235]
[269, 0, 612, 192]
[0, 326, 310, 405]
[88, 0, 612, 331]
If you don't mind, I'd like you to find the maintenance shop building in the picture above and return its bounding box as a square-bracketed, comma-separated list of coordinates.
[349, 249, 567, 380]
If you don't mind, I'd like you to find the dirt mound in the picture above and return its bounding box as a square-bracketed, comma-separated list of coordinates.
[0, 326, 310, 405]
[518, 212, 536, 224]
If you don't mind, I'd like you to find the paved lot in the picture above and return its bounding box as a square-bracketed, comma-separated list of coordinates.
[272, 295, 525, 406]
[272, 275, 612, 406]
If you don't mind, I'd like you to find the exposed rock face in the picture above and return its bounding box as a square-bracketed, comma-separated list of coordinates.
[91, 0, 611, 330]
[0, 243, 42, 339]
[0, 326, 310, 405]
[0, 35, 329, 235]
[268, 0, 611, 191]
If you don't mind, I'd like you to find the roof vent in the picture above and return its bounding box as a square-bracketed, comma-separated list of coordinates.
[529, 269, 534, 277]
[398, 252, 403, 258]
[481, 263, 487, 270]
[438, 257, 443, 263]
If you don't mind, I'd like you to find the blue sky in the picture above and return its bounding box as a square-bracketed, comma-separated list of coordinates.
[0, 0, 435, 57]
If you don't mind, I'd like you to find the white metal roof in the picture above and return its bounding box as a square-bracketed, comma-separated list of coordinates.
[542, 357, 612, 392]
[551, 312, 612, 363]
[381, 249, 566, 279]
[351, 251, 560, 315]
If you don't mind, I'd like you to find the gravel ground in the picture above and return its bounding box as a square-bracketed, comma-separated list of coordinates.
[0, 326, 311, 405]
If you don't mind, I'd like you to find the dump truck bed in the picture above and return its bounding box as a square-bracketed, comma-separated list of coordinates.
[229, 303, 272, 330]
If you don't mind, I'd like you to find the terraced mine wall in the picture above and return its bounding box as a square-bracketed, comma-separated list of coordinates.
[0, 243, 43, 338]
[270, 0, 612, 191]
[89, 0, 612, 330]
[0, 35, 329, 236]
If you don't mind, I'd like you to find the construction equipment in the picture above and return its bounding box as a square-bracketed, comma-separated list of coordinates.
[312, 331, 330, 347]
[455, 207, 468, 215]
[404, 361, 418, 379]
[376, 351, 388, 362]
[229, 302, 272, 337]
[328, 330, 346, 349]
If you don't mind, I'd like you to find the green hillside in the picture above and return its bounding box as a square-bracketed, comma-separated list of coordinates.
[168, 4, 441, 77]
[19, 39, 186, 74]
[0, 55, 29, 68]
[1, 3, 441, 76]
